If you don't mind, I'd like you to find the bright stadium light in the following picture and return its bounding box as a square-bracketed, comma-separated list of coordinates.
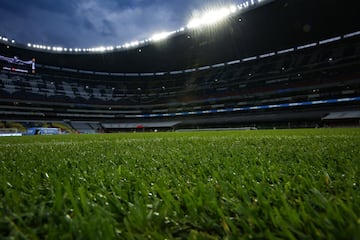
[187, 7, 235, 29]
[186, 0, 267, 29]
[151, 31, 175, 42]
[230, 5, 237, 13]
[187, 18, 202, 29]
[52, 46, 63, 52]
[130, 41, 140, 47]
[93, 46, 103, 52]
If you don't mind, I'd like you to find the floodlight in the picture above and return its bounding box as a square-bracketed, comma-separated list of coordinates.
[203, 8, 230, 24]
[187, 19, 202, 29]
[58, 47, 63, 51]
[94, 47, 104, 52]
[130, 41, 139, 47]
[151, 31, 173, 42]
[187, 7, 234, 29]
[53, 46, 63, 51]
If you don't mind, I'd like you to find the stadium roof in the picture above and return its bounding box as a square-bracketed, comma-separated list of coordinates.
[322, 112, 360, 120]
[1, 0, 359, 73]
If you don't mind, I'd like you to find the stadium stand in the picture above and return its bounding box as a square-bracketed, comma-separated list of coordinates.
[70, 122, 99, 134]
[322, 111, 360, 127]
[0, 0, 359, 131]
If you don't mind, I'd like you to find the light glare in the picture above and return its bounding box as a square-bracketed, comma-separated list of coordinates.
[151, 31, 174, 42]
[187, 7, 234, 29]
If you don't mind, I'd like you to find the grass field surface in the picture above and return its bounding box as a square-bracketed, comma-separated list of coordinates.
[0, 129, 359, 239]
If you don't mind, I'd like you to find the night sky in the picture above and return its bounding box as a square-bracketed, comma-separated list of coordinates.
[0, 0, 239, 48]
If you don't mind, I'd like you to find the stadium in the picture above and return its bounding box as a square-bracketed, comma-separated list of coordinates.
[0, 0, 359, 133]
[0, 0, 359, 239]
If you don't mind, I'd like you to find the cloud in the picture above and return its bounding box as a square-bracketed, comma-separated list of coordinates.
[72, 0, 181, 46]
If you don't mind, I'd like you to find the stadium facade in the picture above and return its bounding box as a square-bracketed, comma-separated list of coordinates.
[0, 0, 359, 133]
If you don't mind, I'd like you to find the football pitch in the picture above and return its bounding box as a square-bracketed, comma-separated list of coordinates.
[0, 129, 359, 239]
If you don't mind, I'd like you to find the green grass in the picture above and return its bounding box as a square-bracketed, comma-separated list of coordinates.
[0, 129, 359, 239]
